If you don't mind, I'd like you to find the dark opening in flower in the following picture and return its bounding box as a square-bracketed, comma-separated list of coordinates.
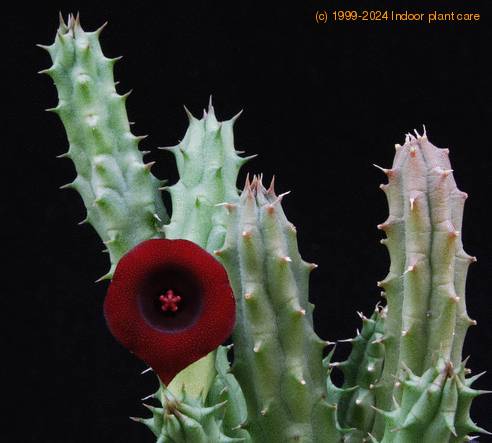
[137, 265, 203, 332]
[104, 239, 236, 384]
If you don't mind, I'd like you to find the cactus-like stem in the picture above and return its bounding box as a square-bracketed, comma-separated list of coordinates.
[164, 102, 252, 401]
[217, 176, 340, 442]
[327, 306, 385, 442]
[371, 359, 489, 442]
[372, 130, 478, 438]
[39, 14, 168, 279]
[162, 100, 253, 252]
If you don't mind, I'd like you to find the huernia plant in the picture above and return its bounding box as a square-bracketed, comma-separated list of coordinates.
[39, 14, 489, 443]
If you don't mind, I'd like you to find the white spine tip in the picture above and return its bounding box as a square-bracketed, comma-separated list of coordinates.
[403, 265, 415, 275]
[338, 338, 354, 343]
[409, 197, 415, 211]
[373, 164, 390, 174]
[283, 256, 292, 263]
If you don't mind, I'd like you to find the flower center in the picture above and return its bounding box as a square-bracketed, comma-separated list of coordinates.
[159, 289, 182, 313]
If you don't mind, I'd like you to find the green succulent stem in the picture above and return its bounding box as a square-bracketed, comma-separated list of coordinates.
[217, 176, 341, 443]
[326, 306, 386, 442]
[372, 130, 480, 440]
[40, 14, 168, 280]
[163, 101, 252, 401]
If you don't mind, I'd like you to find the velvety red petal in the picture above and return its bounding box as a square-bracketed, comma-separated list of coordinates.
[103, 239, 236, 384]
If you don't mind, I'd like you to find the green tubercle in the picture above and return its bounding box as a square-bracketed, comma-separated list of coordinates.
[39, 14, 168, 279]
[217, 175, 341, 442]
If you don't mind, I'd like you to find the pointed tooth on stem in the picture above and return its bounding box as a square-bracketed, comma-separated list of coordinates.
[230, 109, 243, 124]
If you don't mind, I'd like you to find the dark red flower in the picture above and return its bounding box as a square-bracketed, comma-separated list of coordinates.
[104, 239, 236, 384]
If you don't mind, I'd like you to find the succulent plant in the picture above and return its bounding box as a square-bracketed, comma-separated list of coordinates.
[39, 13, 488, 443]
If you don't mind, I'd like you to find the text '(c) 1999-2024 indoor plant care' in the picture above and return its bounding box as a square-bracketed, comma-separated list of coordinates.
[38, 13, 489, 443]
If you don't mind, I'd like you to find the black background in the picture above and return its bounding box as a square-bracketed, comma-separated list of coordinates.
[5, 1, 492, 442]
